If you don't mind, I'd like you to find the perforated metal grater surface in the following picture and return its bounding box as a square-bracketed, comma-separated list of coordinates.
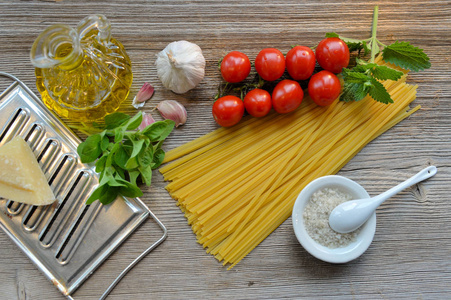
[0, 72, 167, 299]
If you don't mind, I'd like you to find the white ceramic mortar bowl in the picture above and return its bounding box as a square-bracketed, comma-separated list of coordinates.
[292, 175, 376, 263]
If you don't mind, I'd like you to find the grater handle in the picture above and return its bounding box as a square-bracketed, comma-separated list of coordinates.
[0, 71, 22, 84]
[98, 208, 168, 300]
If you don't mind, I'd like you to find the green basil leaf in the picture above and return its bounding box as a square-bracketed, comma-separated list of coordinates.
[139, 165, 152, 186]
[129, 170, 140, 186]
[125, 156, 139, 170]
[98, 130, 109, 152]
[116, 177, 143, 198]
[153, 139, 164, 151]
[152, 148, 165, 169]
[104, 112, 131, 129]
[77, 134, 102, 163]
[115, 166, 125, 179]
[98, 186, 120, 205]
[138, 146, 154, 168]
[107, 175, 127, 187]
[79, 110, 173, 205]
[86, 184, 108, 205]
[142, 120, 175, 142]
[125, 111, 143, 130]
[99, 167, 126, 187]
[130, 138, 145, 159]
[122, 144, 133, 155]
[105, 143, 121, 168]
[95, 155, 107, 173]
[114, 127, 125, 143]
[114, 145, 129, 169]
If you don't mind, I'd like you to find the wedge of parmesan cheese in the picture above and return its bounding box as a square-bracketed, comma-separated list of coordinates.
[0, 136, 55, 206]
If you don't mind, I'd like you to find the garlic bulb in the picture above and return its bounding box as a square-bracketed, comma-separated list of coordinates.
[155, 40, 206, 94]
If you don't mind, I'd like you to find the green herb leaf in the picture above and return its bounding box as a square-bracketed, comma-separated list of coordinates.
[98, 186, 120, 205]
[116, 176, 143, 198]
[142, 120, 175, 142]
[105, 143, 120, 168]
[114, 127, 125, 143]
[139, 166, 152, 186]
[351, 62, 373, 73]
[340, 82, 369, 102]
[129, 137, 145, 159]
[99, 167, 126, 187]
[125, 111, 143, 130]
[370, 65, 404, 81]
[125, 156, 139, 170]
[325, 32, 370, 54]
[78, 111, 174, 205]
[115, 166, 125, 180]
[382, 41, 431, 72]
[368, 78, 393, 104]
[129, 170, 140, 186]
[104, 112, 131, 129]
[138, 147, 154, 168]
[113, 145, 128, 169]
[327, 7, 430, 104]
[152, 148, 166, 170]
[100, 131, 109, 152]
[95, 155, 107, 173]
[342, 69, 370, 84]
[77, 134, 103, 163]
[86, 184, 108, 205]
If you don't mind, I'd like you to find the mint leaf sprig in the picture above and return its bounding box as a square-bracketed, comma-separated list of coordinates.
[77, 111, 175, 205]
[329, 6, 431, 104]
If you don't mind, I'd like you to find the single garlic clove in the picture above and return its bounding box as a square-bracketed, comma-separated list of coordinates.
[138, 112, 156, 130]
[155, 40, 206, 94]
[157, 100, 187, 127]
[132, 82, 155, 109]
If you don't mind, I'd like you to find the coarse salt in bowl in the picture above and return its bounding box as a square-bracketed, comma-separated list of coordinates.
[292, 175, 376, 263]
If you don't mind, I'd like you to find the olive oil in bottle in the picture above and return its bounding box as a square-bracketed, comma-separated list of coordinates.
[31, 15, 133, 122]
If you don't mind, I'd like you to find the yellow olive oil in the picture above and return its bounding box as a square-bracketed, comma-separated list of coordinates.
[31, 16, 133, 123]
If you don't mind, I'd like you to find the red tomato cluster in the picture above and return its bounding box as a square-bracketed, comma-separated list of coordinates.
[213, 38, 350, 127]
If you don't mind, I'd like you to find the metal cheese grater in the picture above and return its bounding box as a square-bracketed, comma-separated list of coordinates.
[0, 72, 167, 299]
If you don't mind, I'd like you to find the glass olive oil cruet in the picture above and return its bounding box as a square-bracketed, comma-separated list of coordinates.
[30, 15, 133, 122]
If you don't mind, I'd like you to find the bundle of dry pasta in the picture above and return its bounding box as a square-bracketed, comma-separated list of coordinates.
[160, 61, 419, 268]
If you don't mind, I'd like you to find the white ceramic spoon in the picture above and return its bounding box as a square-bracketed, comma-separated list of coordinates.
[329, 166, 437, 234]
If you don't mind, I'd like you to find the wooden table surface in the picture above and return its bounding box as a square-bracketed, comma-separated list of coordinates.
[1, 0, 450, 299]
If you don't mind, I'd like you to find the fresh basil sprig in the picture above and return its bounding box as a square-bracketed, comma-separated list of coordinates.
[327, 6, 431, 104]
[77, 111, 175, 205]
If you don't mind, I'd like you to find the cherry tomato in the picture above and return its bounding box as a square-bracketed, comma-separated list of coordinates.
[243, 89, 272, 117]
[272, 80, 304, 114]
[220, 51, 251, 83]
[315, 37, 350, 74]
[308, 70, 341, 106]
[254, 48, 285, 81]
[212, 95, 245, 127]
[286, 46, 316, 80]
